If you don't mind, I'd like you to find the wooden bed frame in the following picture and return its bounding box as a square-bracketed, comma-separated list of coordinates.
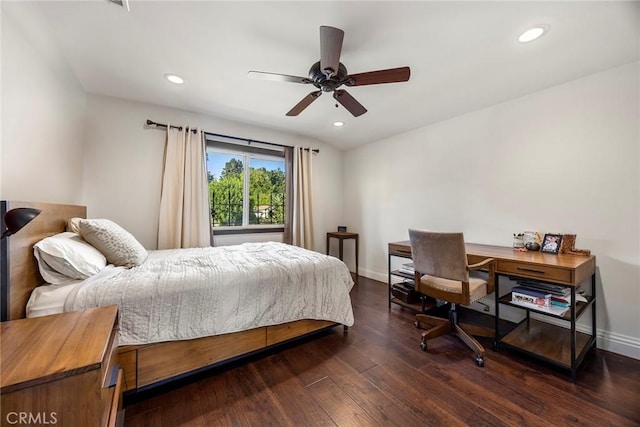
[1, 201, 343, 393]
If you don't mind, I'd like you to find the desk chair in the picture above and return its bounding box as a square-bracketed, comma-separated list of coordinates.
[408, 229, 496, 366]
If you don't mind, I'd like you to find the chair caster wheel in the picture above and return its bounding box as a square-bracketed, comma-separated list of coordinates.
[476, 355, 484, 367]
[414, 321, 420, 328]
[420, 341, 427, 351]
[493, 341, 500, 351]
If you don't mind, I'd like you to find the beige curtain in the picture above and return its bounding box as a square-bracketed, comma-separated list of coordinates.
[157, 125, 211, 249]
[282, 146, 294, 245]
[292, 147, 314, 249]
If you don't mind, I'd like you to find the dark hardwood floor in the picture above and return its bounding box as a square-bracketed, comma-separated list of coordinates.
[124, 276, 640, 426]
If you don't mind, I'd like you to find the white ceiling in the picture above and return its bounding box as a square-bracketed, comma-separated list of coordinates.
[18, 1, 640, 150]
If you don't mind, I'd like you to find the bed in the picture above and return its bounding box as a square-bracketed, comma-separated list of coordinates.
[1, 201, 354, 393]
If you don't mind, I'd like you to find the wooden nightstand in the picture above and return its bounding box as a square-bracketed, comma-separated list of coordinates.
[326, 231, 359, 283]
[1, 306, 124, 427]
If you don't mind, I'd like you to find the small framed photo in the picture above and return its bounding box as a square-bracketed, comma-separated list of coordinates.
[541, 233, 563, 254]
[337, 226, 347, 232]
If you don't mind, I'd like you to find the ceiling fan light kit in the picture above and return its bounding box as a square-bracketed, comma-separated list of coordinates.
[248, 26, 411, 117]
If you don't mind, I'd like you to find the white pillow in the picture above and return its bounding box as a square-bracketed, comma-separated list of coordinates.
[78, 219, 148, 268]
[26, 279, 83, 318]
[34, 232, 107, 284]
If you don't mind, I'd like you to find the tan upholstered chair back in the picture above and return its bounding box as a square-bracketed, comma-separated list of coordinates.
[408, 229, 469, 282]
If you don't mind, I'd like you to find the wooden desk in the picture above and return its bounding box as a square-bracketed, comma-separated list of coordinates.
[327, 232, 359, 282]
[388, 241, 596, 382]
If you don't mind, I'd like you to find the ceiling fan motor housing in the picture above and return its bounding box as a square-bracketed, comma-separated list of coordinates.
[308, 61, 349, 92]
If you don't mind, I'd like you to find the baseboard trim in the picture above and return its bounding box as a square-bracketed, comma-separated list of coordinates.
[361, 268, 390, 284]
[597, 330, 640, 359]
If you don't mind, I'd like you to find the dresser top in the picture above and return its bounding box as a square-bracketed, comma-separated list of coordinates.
[1, 305, 118, 393]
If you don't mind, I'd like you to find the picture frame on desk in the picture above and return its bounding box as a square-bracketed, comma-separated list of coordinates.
[541, 233, 563, 254]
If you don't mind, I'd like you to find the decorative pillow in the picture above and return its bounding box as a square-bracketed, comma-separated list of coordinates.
[34, 232, 107, 284]
[66, 217, 83, 233]
[78, 219, 148, 268]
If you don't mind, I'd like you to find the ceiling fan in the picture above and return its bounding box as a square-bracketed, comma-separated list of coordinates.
[248, 26, 411, 117]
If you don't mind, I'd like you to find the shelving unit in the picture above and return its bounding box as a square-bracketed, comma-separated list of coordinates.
[495, 275, 596, 382]
[388, 243, 437, 312]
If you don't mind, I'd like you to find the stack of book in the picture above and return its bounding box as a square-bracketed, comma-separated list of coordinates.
[510, 280, 577, 316]
[548, 289, 588, 308]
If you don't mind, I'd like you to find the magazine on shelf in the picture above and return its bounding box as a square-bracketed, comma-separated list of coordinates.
[551, 299, 570, 308]
[398, 262, 415, 275]
[516, 280, 570, 297]
[550, 293, 588, 304]
[512, 282, 588, 309]
[511, 286, 552, 299]
[510, 299, 569, 316]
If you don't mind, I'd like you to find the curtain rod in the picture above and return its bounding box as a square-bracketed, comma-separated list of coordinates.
[145, 119, 319, 153]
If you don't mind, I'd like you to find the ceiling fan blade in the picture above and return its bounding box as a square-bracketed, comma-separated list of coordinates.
[344, 66, 411, 86]
[286, 91, 323, 116]
[248, 71, 311, 84]
[333, 90, 367, 117]
[320, 26, 344, 78]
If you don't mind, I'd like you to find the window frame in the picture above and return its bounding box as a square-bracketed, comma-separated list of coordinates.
[206, 138, 291, 236]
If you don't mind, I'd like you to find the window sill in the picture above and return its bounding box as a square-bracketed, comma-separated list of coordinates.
[213, 227, 284, 236]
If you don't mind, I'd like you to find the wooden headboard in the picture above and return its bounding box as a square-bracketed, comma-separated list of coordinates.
[1, 201, 86, 321]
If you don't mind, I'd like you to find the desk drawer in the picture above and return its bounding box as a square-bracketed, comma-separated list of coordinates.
[498, 260, 571, 284]
[389, 243, 412, 258]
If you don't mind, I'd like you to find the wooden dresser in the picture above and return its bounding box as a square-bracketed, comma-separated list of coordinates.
[1, 305, 123, 426]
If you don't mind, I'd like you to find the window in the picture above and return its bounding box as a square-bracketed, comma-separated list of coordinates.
[208, 152, 244, 227]
[248, 157, 286, 225]
[206, 138, 290, 233]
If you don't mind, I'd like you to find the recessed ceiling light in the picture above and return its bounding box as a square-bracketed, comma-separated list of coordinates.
[333, 121, 344, 127]
[518, 26, 548, 43]
[164, 74, 184, 85]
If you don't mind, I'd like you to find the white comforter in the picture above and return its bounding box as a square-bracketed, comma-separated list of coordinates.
[64, 242, 354, 346]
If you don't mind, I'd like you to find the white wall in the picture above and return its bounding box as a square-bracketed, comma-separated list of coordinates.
[343, 61, 640, 359]
[1, 3, 86, 203]
[83, 94, 343, 252]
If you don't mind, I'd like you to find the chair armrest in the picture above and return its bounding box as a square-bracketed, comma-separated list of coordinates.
[467, 258, 496, 294]
[467, 258, 495, 271]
